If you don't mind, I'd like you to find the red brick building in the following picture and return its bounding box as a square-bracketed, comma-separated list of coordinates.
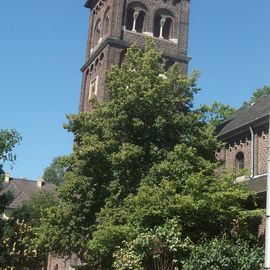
[0, 173, 52, 220]
[48, 0, 191, 269]
[216, 94, 270, 237]
[79, 0, 191, 112]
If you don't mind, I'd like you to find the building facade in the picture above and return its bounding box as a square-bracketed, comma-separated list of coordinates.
[216, 94, 270, 237]
[79, 0, 191, 112]
[48, 1, 191, 269]
[0, 173, 52, 220]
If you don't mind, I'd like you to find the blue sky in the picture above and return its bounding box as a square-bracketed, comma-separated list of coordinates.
[0, 1, 270, 179]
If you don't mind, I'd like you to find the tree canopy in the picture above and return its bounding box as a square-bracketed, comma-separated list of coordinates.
[244, 85, 270, 105]
[0, 128, 21, 267]
[31, 42, 263, 269]
[0, 129, 21, 171]
[43, 156, 68, 186]
[0, 190, 58, 268]
[0, 129, 21, 214]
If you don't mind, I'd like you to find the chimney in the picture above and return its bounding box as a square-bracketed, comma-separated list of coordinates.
[37, 177, 45, 187]
[4, 172, 10, 183]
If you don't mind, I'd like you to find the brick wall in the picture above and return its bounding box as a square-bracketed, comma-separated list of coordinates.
[47, 253, 81, 270]
[216, 127, 268, 177]
[79, 0, 191, 112]
[256, 129, 268, 175]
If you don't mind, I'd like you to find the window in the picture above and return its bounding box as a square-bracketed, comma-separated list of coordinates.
[119, 49, 127, 66]
[163, 17, 172, 39]
[100, 52, 104, 62]
[126, 8, 134, 31]
[164, 59, 174, 71]
[153, 10, 174, 40]
[103, 7, 110, 36]
[136, 11, 146, 33]
[235, 152, 244, 171]
[89, 77, 98, 100]
[126, 3, 147, 33]
[93, 20, 101, 47]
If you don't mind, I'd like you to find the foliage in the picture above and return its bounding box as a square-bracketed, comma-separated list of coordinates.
[0, 190, 58, 268]
[0, 129, 21, 168]
[0, 128, 21, 213]
[113, 219, 192, 270]
[183, 238, 264, 270]
[201, 101, 235, 127]
[244, 85, 270, 105]
[33, 41, 263, 269]
[86, 172, 262, 268]
[0, 129, 21, 267]
[43, 156, 68, 186]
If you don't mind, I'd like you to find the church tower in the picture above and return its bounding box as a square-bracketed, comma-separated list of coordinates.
[79, 0, 191, 112]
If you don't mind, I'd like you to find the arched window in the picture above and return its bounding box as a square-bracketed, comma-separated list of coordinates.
[153, 14, 162, 38]
[54, 264, 59, 270]
[163, 17, 172, 39]
[100, 52, 104, 62]
[164, 59, 174, 71]
[119, 49, 127, 66]
[125, 3, 147, 33]
[235, 152, 245, 171]
[126, 8, 135, 31]
[93, 20, 101, 47]
[136, 11, 146, 33]
[103, 7, 110, 36]
[153, 10, 174, 40]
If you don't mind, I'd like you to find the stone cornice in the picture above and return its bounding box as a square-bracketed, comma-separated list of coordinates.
[81, 37, 191, 72]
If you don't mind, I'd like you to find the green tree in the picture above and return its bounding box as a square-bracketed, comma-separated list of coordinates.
[0, 129, 21, 266]
[33, 42, 263, 269]
[183, 238, 264, 270]
[244, 85, 270, 105]
[0, 129, 21, 170]
[43, 156, 68, 185]
[0, 190, 58, 268]
[0, 128, 21, 229]
[201, 101, 235, 127]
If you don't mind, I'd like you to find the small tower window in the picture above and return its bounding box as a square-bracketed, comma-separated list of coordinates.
[235, 152, 244, 172]
[89, 77, 98, 100]
[153, 10, 174, 40]
[163, 18, 172, 40]
[93, 20, 101, 47]
[119, 49, 127, 66]
[103, 7, 110, 36]
[126, 8, 135, 31]
[136, 11, 146, 33]
[164, 60, 175, 71]
[100, 53, 104, 62]
[153, 14, 162, 38]
[126, 4, 147, 33]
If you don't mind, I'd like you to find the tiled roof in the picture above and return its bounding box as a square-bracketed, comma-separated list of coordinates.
[246, 174, 267, 194]
[0, 178, 53, 210]
[217, 94, 270, 138]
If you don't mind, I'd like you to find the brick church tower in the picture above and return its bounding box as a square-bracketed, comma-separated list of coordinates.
[79, 0, 191, 112]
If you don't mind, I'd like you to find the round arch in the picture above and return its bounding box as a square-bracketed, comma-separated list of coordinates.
[153, 9, 175, 40]
[102, 6, 111, 37]
[125, 1, 149, 33]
